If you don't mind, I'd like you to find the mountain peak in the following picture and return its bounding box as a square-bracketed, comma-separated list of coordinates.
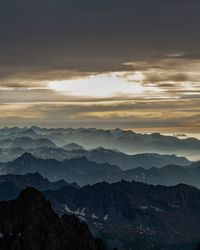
[18, 187, 46, 207]
[93, 146, 106, 151]
[17, 152, 37, 161]
[63, 143, 85, 151]
[19, 128, 37, 135]
[30, 125, 40, 130]
[0, 188, 105, 250]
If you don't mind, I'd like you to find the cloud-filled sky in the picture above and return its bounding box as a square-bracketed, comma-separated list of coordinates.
[0, 0, 200, 132]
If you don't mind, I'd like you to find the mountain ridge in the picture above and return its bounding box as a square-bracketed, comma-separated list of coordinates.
[44, 180, 200, 250]
[0, 172, 199, 249]
[1, 153, 200, 188]
[0, 187, 105, 250]
[0, 145, 191, 169]
[0, 127, 199, 159]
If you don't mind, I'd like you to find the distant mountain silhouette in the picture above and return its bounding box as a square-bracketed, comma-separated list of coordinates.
[0, 172, 78, 200]
[67, 147, 191, 170]
[1, 153, 121, 186]
[0, 145, 191, 169]
[0, 127, 199, 159]
[0, 187, 105, 250]
[121, 163, 200, 188]
[0, 136, 57, 149]
[1, 153, 200, 188]
[9, 128, 39, 138]
[62, 143, 85, 151]
[0, 147, 75, 162]
[0, 171, 77, 190]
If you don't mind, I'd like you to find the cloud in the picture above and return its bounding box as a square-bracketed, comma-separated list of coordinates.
[0, 57, 199, 133]
[0, 0, 200, 132]
[0, 98, 199, 132]
[1, 0, 200, 73]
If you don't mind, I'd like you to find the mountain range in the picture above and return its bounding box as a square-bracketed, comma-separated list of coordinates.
[1, 153, 200, 188]
[44, 180, 200, 250]
[62, 147, 190, 170]
[0, 141, 191, 170]
[0, 136, 57, 149]
[0, 153, 121, 186]
[0, 174, 199, 250]
[0, 172, 78, 200]
[0, 127, 199, 160]
[0, 126, 200, 249]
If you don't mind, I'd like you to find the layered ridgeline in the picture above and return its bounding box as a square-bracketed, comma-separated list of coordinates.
[1, 153, 200, 188]
[0, 187, 105, 250]
[0, 127, 199, 159]
[0, 145, 190, 170]
[0, 172, 78, 200]
[0, 153, 121, 186]
[0, 176, 200, 250]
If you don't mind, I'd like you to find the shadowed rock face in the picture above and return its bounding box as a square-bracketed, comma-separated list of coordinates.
[0, 187, 105, 250]
[44, 180, 200, 249]
[0, 172, 78, 193]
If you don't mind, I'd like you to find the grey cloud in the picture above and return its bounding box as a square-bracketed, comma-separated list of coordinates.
[0, 98, 199, 130]
[1, 0, 200, 74]
[143, 73, 191, 83]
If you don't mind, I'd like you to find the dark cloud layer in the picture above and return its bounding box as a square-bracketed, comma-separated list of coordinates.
[1, 0, 200, 73]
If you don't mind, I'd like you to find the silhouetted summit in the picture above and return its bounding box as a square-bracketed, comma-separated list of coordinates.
[0, 187, 105, 250]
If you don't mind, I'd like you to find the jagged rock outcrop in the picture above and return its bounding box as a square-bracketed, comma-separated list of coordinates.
[0, 187, 105, 250]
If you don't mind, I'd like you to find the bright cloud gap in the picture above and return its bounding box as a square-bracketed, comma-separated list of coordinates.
[47, 72, 159, 98]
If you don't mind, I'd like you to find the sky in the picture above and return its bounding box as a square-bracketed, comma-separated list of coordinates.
[0, 0, 200, 132]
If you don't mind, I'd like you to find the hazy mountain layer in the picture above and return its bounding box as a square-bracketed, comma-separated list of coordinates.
[0, 127, 199, 160]
[61, 147, 191, 170]
[1, 153, 200, 188]
[0, 136, 57, 149]
[0, 153, 121, 186]
[0, 145, 191, 169]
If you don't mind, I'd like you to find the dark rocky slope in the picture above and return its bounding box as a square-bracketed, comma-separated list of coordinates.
[45, 180, 200, 250]
[0, 187, 105, 250]
[0, 172, 78, 201]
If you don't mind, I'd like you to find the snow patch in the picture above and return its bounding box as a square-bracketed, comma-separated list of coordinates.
[78, 216, 86, 222]
[64, 204, 72, 213]
[80, 207, 86, 216]
[140, 206, 164, 212]
[140, 206, 148, 210]
[91, 213, 98, 219]
[150, 206, 164, 212]
[104, 215, 108, 220]
[170, 204, 179, 208]
[64, 204, 86, 217]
